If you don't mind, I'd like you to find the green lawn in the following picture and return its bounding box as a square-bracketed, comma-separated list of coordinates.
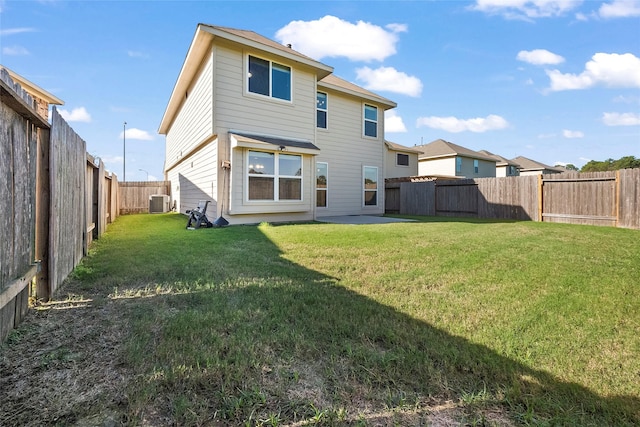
[44, 214, 640, 424]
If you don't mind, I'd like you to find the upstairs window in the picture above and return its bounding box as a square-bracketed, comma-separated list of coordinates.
[364, 104, 378, 138]
[248, 55, 291, 101]
[317, 92, 327, 129]
[396, 153, 409, 166]
[474, 159, 479, 174]
[456, 157, 462, 173]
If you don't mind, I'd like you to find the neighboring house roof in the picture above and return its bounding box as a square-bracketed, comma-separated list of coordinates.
[319, 74, 396, 110]
[159, 24, 334, 134]
[384, 140, 422, 154]
[511, 155, 564, 173]
[1, 65, 64, 106]
[478, 150, 520, 167]
[414, 139, 496, 162]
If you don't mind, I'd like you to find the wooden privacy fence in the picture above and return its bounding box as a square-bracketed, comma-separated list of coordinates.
[385, 169, 640, 229]
[119, 181, 172, 214]
[1, 68, 123, 342]
[0, 70, 48, 341]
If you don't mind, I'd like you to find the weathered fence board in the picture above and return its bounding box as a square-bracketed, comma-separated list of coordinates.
[436, 180, 478, 217]
[49, 108, 87, 297]
[618, 168, 640, 229]
[0, 73, 44, 341]
[401, 181, 435, 216]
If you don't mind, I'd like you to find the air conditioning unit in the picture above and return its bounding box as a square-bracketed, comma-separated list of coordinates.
[149, 194, 170, 213]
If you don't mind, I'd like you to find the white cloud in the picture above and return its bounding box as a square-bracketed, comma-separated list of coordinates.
[537, 133, 557, 138]
[0, 27, 36, 36]
[100, 155, 123, 165]
[385, 110, 407, 133]
[546, 52, 640, 91]
[2, 45, 29, 55]
[59, 107, 91, 123]
[599, 0, 640, 18]
[470, 0, 583, 20]
[355, 66, 423, 97]
[416, 114, 509, 133]
[563, 129, 584, 138]
[517, 49, 565, 65]
[275, 15, 405, 62]
[602, 112, 640, 126]
[120, 128, 154, 141]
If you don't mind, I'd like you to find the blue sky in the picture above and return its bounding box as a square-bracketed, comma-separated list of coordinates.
[2, 0, 639, 180]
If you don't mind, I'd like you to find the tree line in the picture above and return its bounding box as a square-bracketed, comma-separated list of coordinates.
[560, 156, 640, 172]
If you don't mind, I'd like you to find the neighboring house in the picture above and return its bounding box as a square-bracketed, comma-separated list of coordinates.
[159, 24, 396, 225]
[384, 140, 420, 178]
[478, 150, 520, 177]
[1, 65, 64, 120]
[511, 156, 564, 176]
[414, 139, 496, 178]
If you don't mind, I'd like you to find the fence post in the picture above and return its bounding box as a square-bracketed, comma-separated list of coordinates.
[615, 169, 620, 228]
[537, 174, 543, 222]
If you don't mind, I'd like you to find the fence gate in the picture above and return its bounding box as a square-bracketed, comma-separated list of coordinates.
[539, 173, 618, 227]
[435, 180, 478, 217]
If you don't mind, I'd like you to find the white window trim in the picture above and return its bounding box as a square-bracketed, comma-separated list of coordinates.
[317, 91, 328, 130]
[363, 103, 378, 138]
[363, 165, 379, 207]
[245, 54, 293, 103]
[316, 161, 328, 208]
[245, 149, 303, 203]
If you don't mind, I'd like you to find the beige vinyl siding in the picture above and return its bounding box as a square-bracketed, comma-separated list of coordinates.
[462, 158, 495, 178]
[418, 157, 456, 177]
[418, 156, 496, 178]
[166, 139, 218, 214]
[165, 54, 214, 171]
[385, 149, 418, 179]
[212, 42, 316, 141]
[315, 88, 385, 217]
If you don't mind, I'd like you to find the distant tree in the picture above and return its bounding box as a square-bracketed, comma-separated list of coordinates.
[564, 164, 579, 171]
[580, 156, 640, 172]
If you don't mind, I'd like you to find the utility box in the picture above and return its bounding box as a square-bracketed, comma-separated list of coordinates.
[149, 195, 170, 213]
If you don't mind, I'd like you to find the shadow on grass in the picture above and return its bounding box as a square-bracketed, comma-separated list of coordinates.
[23, 214, 640, 425]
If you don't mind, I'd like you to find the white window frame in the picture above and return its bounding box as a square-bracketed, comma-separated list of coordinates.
[396, 153, 409, 167]
[246, 150, 302, 202]
[317, 91, 328, 129]
[316, 162, 328, 208]
[363, 104, 378, 138]
[246, 55, 292, 102]
[363, 165, 379, 207]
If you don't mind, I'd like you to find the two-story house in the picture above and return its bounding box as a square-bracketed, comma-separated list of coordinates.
[414, 139, 497, 178]
[478, 150, 520, 177]
[159, 24, 396, 225]
[511, 156, 565, 176]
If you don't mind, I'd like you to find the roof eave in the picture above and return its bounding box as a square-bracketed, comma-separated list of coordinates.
[2, 65, 64, 105]
[318, 80, 396, 110]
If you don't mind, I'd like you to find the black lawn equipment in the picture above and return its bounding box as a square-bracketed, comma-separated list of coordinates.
[185, 200, 213, 229]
